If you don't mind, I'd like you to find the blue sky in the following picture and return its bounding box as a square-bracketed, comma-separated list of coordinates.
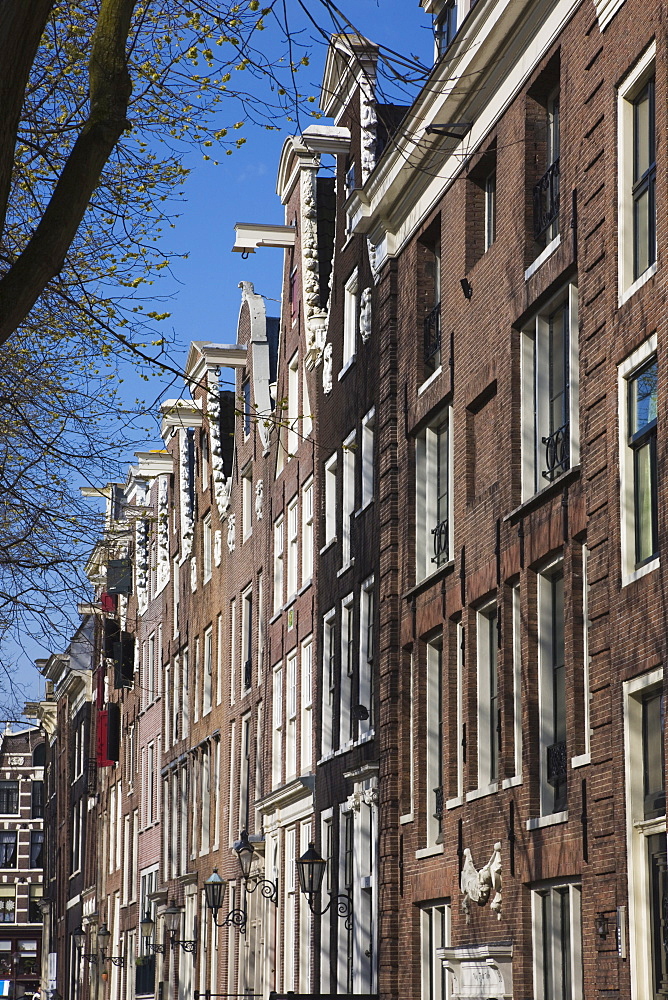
[11, 2, 434, 704]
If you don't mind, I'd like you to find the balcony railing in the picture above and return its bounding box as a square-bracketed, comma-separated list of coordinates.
[546, 740, 567, 787]
[541, 422, 569, 482]
[431, 517, 449, 566]
[533, 158, 560, 240]
[424, 302, 441, 368]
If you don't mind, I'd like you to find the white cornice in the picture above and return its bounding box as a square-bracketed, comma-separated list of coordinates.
[349, 0, 581, 263]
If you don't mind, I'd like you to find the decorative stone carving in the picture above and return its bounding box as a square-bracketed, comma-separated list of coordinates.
[360, 287, 372, 343]
[362, 785, 379, 807]
[460, 843, 502, 922]
[255, 480, 264, 521]
[323, 343, 333, 394]
[207, 373, 232, 517]
[8, 756, 25, 767]
[213, 529, 222, 567]
[155, 475, 170, 593]
[300, 164, 330, 365]
[360, 94, 377, 183]
[190, 557, 197, 593]
[342, 791, 360, 814]
[227, 514, 236, 554]
[438, 943, 513, 1000]
[179, 431, 194, 557]
[135, 518, 149, 616]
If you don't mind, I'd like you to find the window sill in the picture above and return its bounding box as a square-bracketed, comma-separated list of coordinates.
[316, 729, 375, 767]
[285, 594, 297, 610]
[203, 575, 211, 586]
[319, 537, 337, 555]
[338, 356, 356, 381]
[418, 365, 442, 395]
[502, 775, 523, 789]
[298, 579, 312, 596]
[404, 560, 454, 601]
[269, 610, 282, 625]
[243, 530, 252, 543]
[622, 556, 659, 588]
[571, 752, 590, 769]
[355, 498, 374, 517]
[526, 810, 568, 831]
[524, 233, 561, 281]
[505, 466, 580, 523]
[337, 559, 355, 578]
[618, 261, 656, 307]
[415, 844, 444, 859]
[466, 782, 499, 802]
[399, 812, 414, 825]
[446, 795, 463, 810]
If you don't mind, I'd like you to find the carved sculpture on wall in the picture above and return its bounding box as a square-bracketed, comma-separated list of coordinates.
[255, 479, 264, 521]
[214, 529, 222, 567]
[227, 513, 236, 553]
[323, 342, 333, 394]
[460, 842, 502, 922]
[360, 287, 372, 343]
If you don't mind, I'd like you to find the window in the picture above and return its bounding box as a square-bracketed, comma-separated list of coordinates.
[242, 465, 252, 539]
[420, 903, 450, 1000]
[200, 744, 210, 854]
[340, 596, 354, 748]
[361, 409, 375, 508]
[618, 45, 656, 299]
[243, 379, 251, 438]
[531, 85, 560, 247]
[532, 883, 583, 1000]
[302, 478, 314, 584]
[203, 514, 212, 583]
[358, 580, 374, 739]
[272, 665, 283, 788]
[301, 638, 313, 772]
[476, 602, 499, 790]
[33, 743, 45, 768]
[242, 588, 252, 691]
[434, 1, 457, 55]
[239, 716, 251, 834]
[510, 585, 523, 780]
[286, 651, 297, 780]
[484, 171, 496, 250]
[467, 148, 497, 268]
[342, 433, 355, 567]
[29, 885, 43, 924]
[288, 353, 299, 457]
[324, 453, 338, 546]
[287, 497, 298, 599]
[273, 516, 284, 613]
[322, 613, 336, 757]
[201, 432, 209, 490]
[31, 780, 44, 819]
[203, 628, 213, 715]
[303, 367, 313, 438]
[173, 558, 180, 637]
[0, 832, 17, 868]
[425, 637, 443, 848]
[416, 410, 452, 581]
[624, 669, 666, 1000]
[342, 269, 359, 369]
[0, 886, 15, 923]
[30, 830, 44, 869]
[420, 226, 441, 377]
[0, 782, 19, 815]
[538, 563, 567, 816]
[229, 600, 236, 705]
[521, 285, 579, 498]
[619, 335, 658, 582]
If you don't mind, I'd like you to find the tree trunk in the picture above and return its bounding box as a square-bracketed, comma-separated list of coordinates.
[0, 0, 137, 347]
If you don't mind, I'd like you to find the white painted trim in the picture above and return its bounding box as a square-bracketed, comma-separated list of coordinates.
[399, 812, 414, 825]
[526, 810, 568, 831]
[415, 844, 444, 859]
[465, 782, 499, 802]
[418, 365, 442, 396]
[502, 776, 523, 789]
[524, 234, 561, 281]
[571, 753, 591, 769]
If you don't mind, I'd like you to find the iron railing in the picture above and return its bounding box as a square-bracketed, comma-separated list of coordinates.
[431, 517, 449, 565]
[243, 658, 252, 690]
[433, 786, 444, 822]
[542, 422, 569, 481]
[424, 302, 441, 368]
[533, 158, 560, 240]
[547, 740, 567, 787]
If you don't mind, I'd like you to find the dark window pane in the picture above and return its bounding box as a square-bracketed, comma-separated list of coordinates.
[0, 782, 19, 815]
[643, 691, 665, 819]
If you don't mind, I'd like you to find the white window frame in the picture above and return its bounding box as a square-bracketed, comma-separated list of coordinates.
[341, 268, 359, 373]
[242, 465, 252, 540]
[423, 636, 443, 852]
[229, 598, 236, 706]
[203, 627, 213, 716]
[415, 408, 453, 582]
[420, 901, 451, 1000]
[624, 666, 665, 1000]
[203, 513, 212, 583]
[618, 332, 659, 586]
[520, 284, 579, 500]
[301, 637, 313, 772]
[287, 496, 298, 600]
[571, 546, 591, 768]
[321, 611, 336, 758]
[272, 663, 283, 789]
[537, 558, 567, 820]
[302, 477, 314, 586]
[475, 601, 499, 794]
[286, 650, 298, 780]
[324, 453, 338, 547]
[358, 578, 374, 739]
[361, 408, 375, 509]
[342, 432, 355, 568]
[273, 515, 284, 613]
[531, 881, 583, 1000]
[340, 594, 354, 749]
[287, 351, 299, 457]
[241, 586, 252, 692]
[617, 43, 657, 305]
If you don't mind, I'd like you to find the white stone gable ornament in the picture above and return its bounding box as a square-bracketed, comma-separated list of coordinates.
[213, 529, 222, 567]
[255, 480, 264, 520]
[323, 342, 333, 394]
[227, 513, 236, 553]
[460, 842, 502, 923]
[360, 287, 372, 343]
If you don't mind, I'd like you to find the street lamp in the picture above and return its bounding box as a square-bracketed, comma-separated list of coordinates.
[72, 925, 98, 965]
[203, 870, 247, 934]
[233, 831, 278, 905]
[163, 899, 197, 953]
[139, 911, 165, 954]
[96, 924, 124, 967]
[296, 842, 352, 929]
